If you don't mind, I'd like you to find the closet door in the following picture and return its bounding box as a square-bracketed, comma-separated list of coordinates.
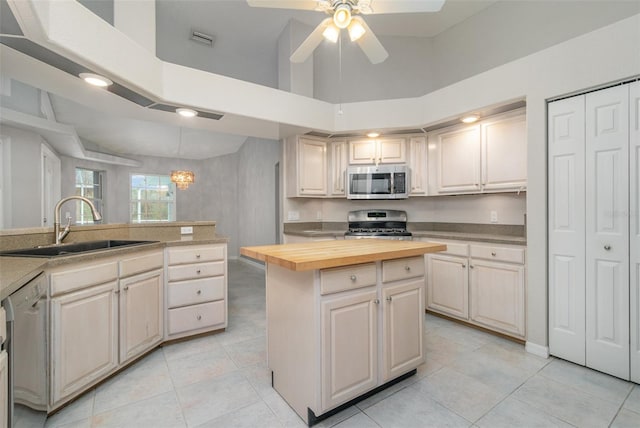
[548, 96, 586, 364]
[585, 85, 630, 380]
[631, 81, 640, 383]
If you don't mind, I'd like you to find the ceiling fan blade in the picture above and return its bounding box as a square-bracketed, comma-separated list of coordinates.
[290, 18, 331, 63]
[353, 17, 388, 64]
[364, 0, 446, 14]
[246, 0, 321, 11]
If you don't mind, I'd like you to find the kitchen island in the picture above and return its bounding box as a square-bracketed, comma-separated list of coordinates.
[240, 239, 445, 425]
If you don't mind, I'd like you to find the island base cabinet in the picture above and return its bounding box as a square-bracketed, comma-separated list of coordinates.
[469, 260, 525, 337]
[321, 291, 378, 411]
[119, 269, 163, 364]
[382, 280, 424, 382]
[51, 281, 118, 405]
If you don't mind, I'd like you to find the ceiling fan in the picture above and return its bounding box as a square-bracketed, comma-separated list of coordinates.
[247, 0, 446, 64]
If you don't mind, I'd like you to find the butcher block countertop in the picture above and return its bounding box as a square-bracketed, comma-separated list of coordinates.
[240, 239, 446, 271]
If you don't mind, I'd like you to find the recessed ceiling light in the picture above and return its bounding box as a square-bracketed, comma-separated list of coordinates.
[366, 132, 380, 138]
[461, 114, 480, 124]
[79, 72, 113, 87]
[176, 108, 198, 118]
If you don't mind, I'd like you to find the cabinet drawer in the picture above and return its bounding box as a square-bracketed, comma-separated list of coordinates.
[168, 276, 225, 308]
[167, 245, 224, 265]
[320, 263, 376, 295]
[168, 261, 224, 282]
[119, 251, 163, 278]
[382, 257, 425, 283]
[470, 244, 524, 264]
[50, 261, 119, 296]
[167, 300, 225, 335]
[431, 241, 468, 257]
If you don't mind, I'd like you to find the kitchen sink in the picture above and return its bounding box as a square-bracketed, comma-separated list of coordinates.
[0, 240, 159, 258]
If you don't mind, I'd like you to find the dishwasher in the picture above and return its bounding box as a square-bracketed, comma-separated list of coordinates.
[3, 273, 48, 426]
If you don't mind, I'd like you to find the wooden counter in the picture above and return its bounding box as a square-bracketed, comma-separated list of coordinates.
[240, 239, 446, 271]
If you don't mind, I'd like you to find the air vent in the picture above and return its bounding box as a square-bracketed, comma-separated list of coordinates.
[191, 30, 215, 47]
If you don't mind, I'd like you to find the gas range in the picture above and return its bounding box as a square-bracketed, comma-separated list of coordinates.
[344, 210, 412, 241]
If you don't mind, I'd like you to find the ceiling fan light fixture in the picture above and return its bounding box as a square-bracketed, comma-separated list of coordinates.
[348, 18, 366, 42]
[322, 23, 340, 43]
[333, 4, 352, 29]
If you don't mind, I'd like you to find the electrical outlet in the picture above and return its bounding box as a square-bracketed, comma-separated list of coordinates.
[287, 211, 300, 221]
[180, 226, 193, 235]
[490, 211, 498, 223]
[316, 211, 322, 220]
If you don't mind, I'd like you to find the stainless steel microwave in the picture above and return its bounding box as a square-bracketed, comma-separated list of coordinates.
[346, 165, 409, 199]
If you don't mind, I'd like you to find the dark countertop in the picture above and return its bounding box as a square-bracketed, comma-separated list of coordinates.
[0, 236, 229, 301]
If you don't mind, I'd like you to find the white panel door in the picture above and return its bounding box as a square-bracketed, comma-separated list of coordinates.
[378, 138, 406, 164]
[630, 81, 640, 383]
[41, 144, 61, 227]
[548, 95, 587, 364]
[426, 254, 469, 320]
[585, 85, 630, 380]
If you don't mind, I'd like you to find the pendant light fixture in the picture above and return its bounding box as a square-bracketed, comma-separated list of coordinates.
[171, 127, 195, 190]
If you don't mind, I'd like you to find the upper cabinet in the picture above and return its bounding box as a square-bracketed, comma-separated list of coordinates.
[429, 109, 526, 195]
[328, 140, 348, 197]
[348, 138, 406, 165]
[285, 136, 327, 197]
[408, 136, 427, 195]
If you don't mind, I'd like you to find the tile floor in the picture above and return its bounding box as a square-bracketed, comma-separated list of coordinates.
[13, 260, 640, 428]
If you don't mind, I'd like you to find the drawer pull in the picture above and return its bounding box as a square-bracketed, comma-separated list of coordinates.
[196, 270, 202, 274]
[196, 290, 202, 295]
[491, 252, 497, 256]
[196, 315, 202, 321]
[604, 245, 611, 251]
[386, 296, 392, 302]
[350, 275, 357, 281]
[196, 254, 201, 259]
[374, 299, 380, 304]
[404, 266, 411, 272]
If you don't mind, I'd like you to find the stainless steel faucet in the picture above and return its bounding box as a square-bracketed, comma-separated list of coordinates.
[53, 196, 103, 245]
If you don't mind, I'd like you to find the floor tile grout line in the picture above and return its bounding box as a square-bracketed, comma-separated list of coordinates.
[608, 385, 638, 427]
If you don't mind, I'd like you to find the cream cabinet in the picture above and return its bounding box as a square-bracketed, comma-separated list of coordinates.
[166, 244, 227, 340]
[0, 349, 7, 428]
[429, 110, 526, 195]
[348, 138, 406, 165]
[285, 136, 327, 197]
[408, 136, 427, 195]
[118, 251, 164, 364]
[328, 140, 348, 197]
[424, 239, 526, 339]
[267, 256, 425, 424]
[49, 261, 119, 406]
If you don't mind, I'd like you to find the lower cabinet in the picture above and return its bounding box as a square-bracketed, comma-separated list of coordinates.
[268, 256, 425, 424]
[0, 350, 7, 428]
[424, 239, 526, 339]
[50, 280, 118, 405]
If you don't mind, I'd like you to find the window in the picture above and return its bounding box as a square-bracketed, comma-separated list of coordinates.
[75, 168, 104, 224]
[130, 174, 176, 223]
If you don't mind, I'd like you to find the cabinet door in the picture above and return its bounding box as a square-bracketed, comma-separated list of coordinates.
[349, 140, 377, 164]
[329, 141, 348, 196]
[585, 85, 630, 380]
[548, 95, 586, 365]
[426, 254, 469, 320]
[435, 126, 481, 193]
[381, 279, 424, 382]
[119, 269, 164, 364]
[51, 281, 118, 405]
[321, 290, 378, 411]
[409, 137, 427, 195]
[481, 113, 527, 191]
[378, 138, 406, 164]
[631, 81, 640, 383]
[469, 260, 525, 337]
[298, 138, 327, 196]
[0, 350, 7, 428]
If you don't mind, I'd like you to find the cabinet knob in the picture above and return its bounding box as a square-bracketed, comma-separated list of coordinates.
[196, 269, 201, 274]
[470, 265, 474, 269]
[374, 299, 380, 304]
[491, 252, 496, 256]
[196, 254, 201, 259]
[604, 245, 611, 251]
[386, 296, 392, 302]
[350, 275, 357, 281]
[462, 264, 466, 268]
[197, 289, 202, 295]
[404, 266, 411, 272]
[123, 286, 129, 291]
[196, 315, 202, 321]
